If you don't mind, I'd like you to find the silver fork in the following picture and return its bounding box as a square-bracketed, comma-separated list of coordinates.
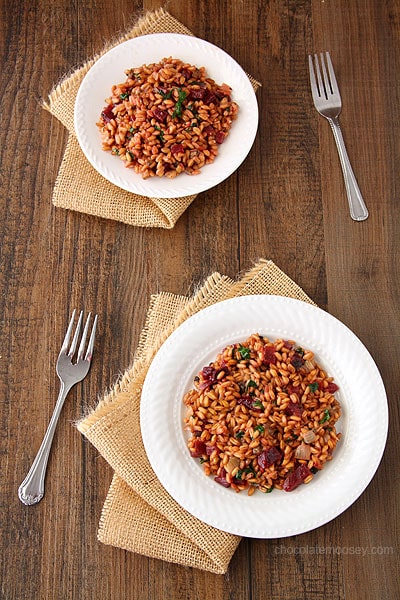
[18, 310, 98, 505]
[308, 51, 369, 221]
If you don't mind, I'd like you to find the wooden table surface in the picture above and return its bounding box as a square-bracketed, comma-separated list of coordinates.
[1, 1, 399, 598]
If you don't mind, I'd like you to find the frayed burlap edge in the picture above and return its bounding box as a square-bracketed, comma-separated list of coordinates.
[77, 260, 314, 573]
[97, 474, 238, 574]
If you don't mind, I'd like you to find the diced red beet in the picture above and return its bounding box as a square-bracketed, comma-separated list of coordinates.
[202, 125, 215, 136]
[202, 365, 216, 378]
[287, 384, 301, 396]
[203, 89, 217, 105]
[214, 476, 230, 488]
[257, 447, 283, 470]
[198, 365, 218, 389]
[237, 395, 254, 409]
[220, 358, 231, 373]
[153, 107, 168, 123]
[198, 365, 229, 390]
[285, 401, 303, 418]
[101, 104, 115, 123]
[171, 143, 184, 155]
[283, 464, 312, 491]
[190, 439, 206, 458]
[181, 68, 192, 80]
[214, 468, 230, 488]
[262, 345, 277, 365]
[205, 445, 216, 456]
[215, 131, 225, 144]
[188, 87, 205, 100]
[327, 382, 339, 393]
[237, 395, 262, 411]
[291, 352, 305, 369]
[232, 477, 248, 487]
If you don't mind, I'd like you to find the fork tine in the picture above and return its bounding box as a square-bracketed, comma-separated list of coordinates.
[325, 51, 338, 95]
[84, 314, 98, 361]
[308, 55, 317, 96]
[77, 312, 91, 361]
[68, 310, 83, 357]
[320, 52, 333, 99]
[77, 313, 98, 361]
[319, 52, 331, 96]
[60, 309, 77, 354]
[313, 53, 325, 99]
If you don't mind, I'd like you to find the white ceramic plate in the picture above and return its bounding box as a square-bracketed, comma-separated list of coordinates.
[74, 33, 258, 198]
[141, 295, 388, 538]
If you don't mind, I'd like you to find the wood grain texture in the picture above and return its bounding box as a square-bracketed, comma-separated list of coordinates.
[1, 1, 399, 599]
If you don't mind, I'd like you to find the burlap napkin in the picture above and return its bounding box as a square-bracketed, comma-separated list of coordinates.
[43, 8, 260, 228]
[77, 259, 315, 573]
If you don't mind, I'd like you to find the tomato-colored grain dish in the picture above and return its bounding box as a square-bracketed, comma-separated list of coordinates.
[97, 57, 239, 179]
[183, 334, 341, 495]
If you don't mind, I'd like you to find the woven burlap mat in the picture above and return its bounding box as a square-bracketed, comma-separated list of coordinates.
[77, 259, 315, 573]
[43, 8, 260, 229]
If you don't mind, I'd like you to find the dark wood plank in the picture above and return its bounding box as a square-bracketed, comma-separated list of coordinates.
[311, 3, 400, 599]
[1, 1, 399, 599]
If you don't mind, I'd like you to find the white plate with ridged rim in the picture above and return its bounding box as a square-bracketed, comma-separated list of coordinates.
[74, 33, 258, 198]
[140, 295, 388, 538]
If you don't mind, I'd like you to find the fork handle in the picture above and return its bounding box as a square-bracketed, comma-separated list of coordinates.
[18, 381, 72, 505]
[327, 117, 369, 221]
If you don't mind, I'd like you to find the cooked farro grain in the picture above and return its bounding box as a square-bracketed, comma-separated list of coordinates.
[97, 57, 239, 179]
[183, 334, 341, 495]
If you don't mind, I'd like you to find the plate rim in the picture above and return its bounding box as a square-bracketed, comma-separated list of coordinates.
[140, 294, 388, 537]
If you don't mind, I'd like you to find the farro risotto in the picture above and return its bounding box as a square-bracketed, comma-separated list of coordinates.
[97, 57, 239, 179]
[183, 334, 341, 495]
